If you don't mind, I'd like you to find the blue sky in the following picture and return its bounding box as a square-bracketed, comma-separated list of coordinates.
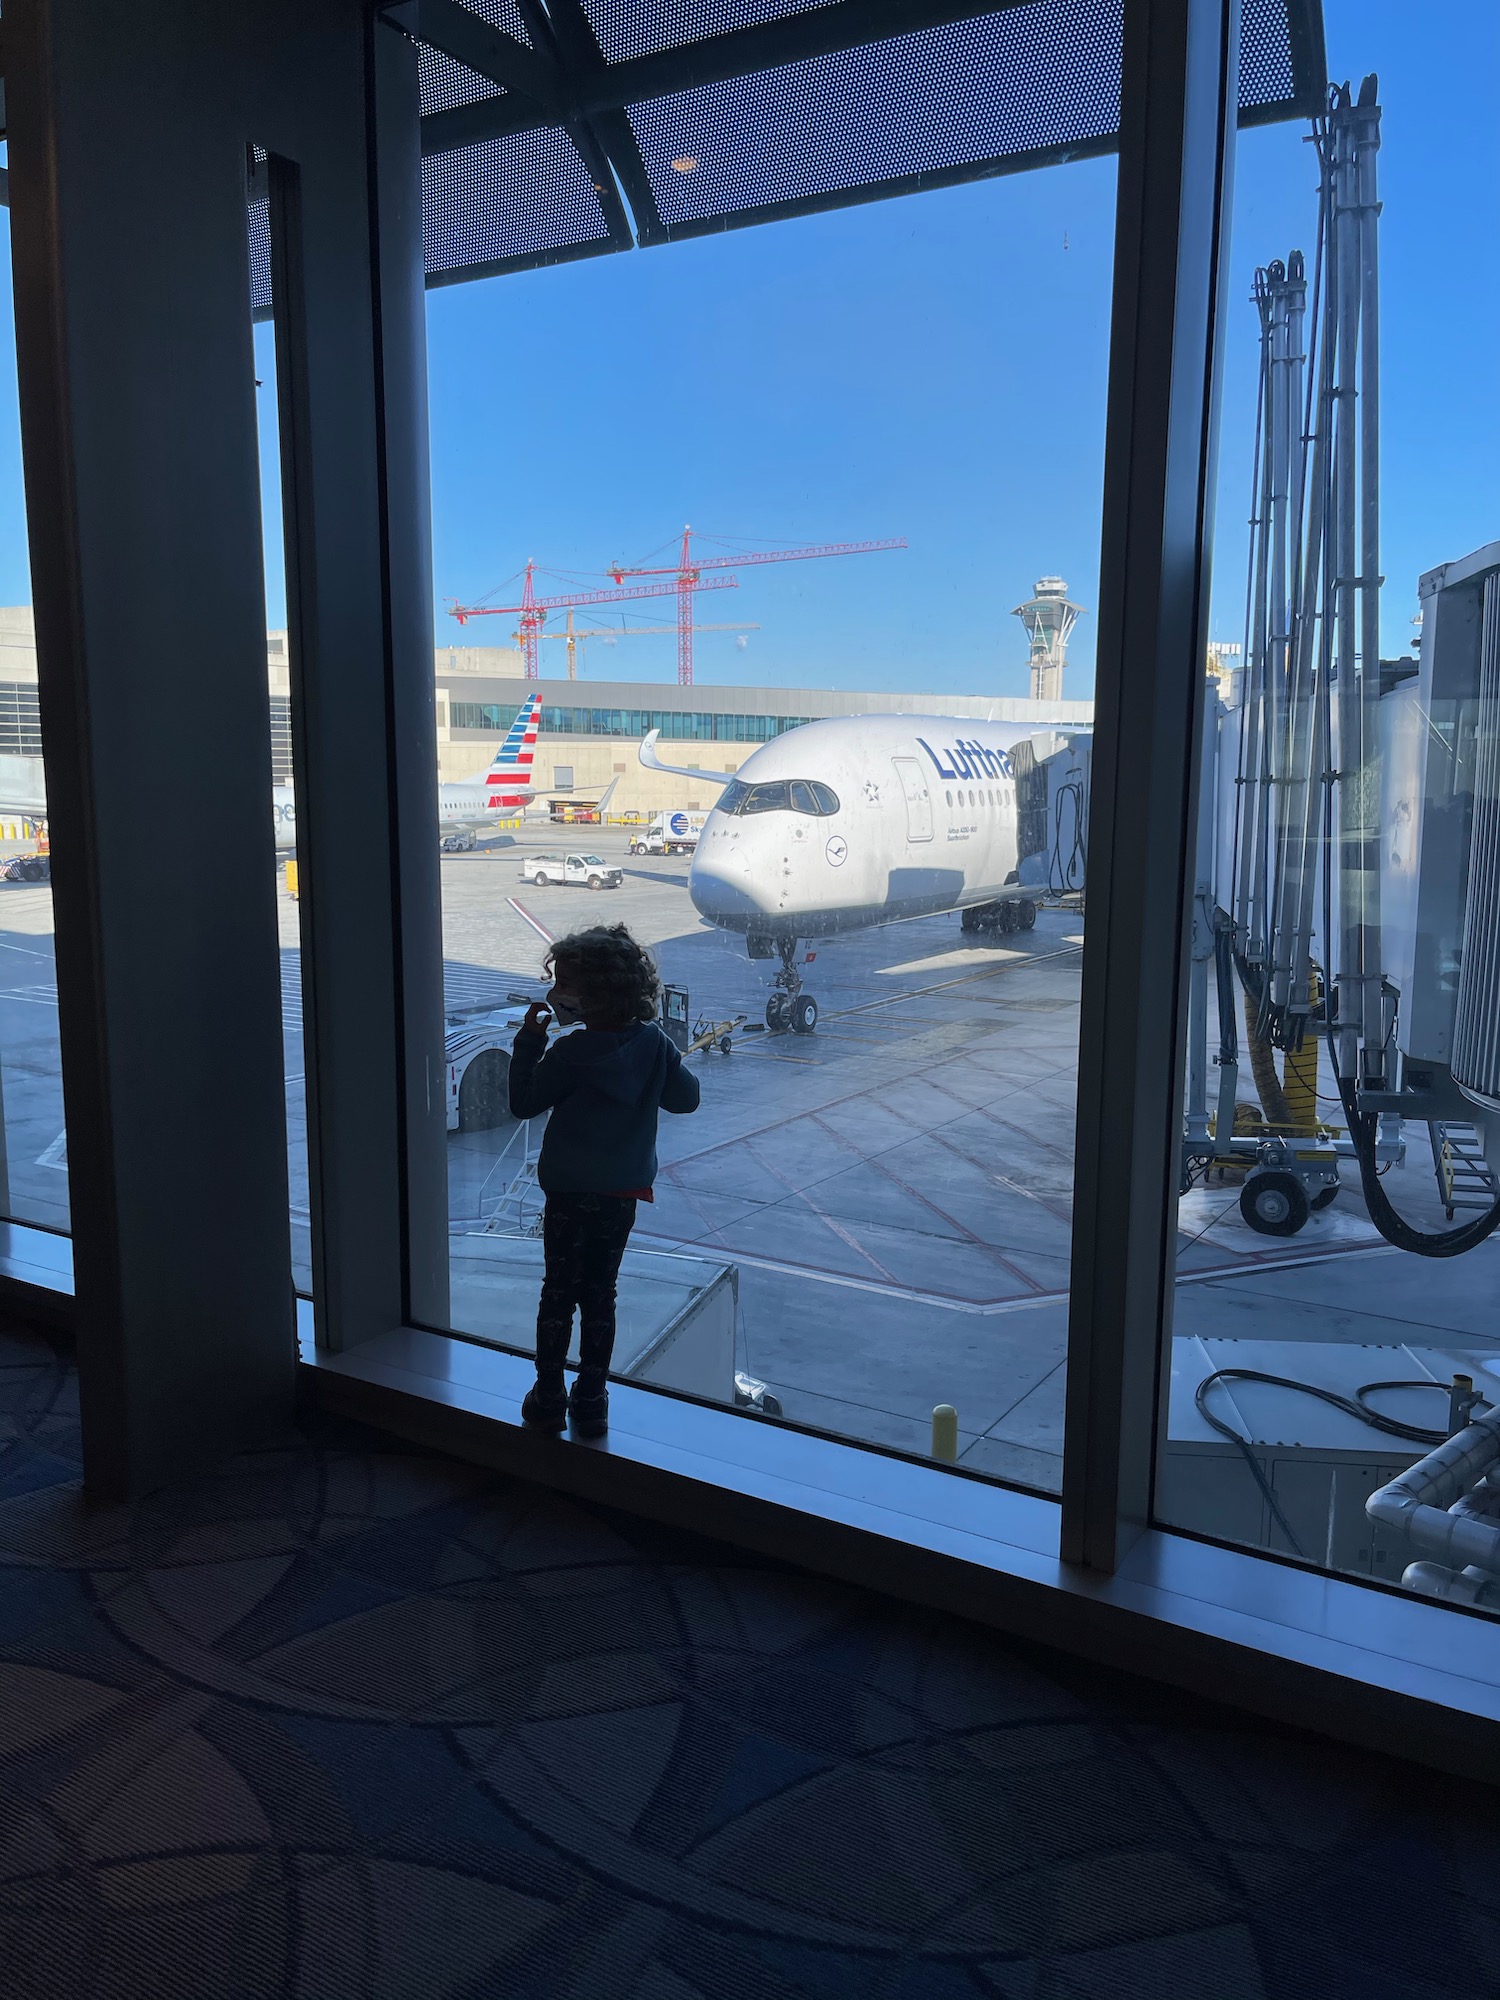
[0, 1, 1493, 701]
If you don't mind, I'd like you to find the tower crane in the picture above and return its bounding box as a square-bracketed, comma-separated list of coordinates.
[450, 558, 740, 679]
[610, 527, 906, 685]
[540, 609, 759, 679]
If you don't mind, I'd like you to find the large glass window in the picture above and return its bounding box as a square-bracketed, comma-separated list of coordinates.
[1159, 4, 1500, 1612]
[0, 198, 66, 1233]
[249, 229, 313, 1298]
[427, 136, 1115, 1491]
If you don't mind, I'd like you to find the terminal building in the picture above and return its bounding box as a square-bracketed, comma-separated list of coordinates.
[0, 616, 1095, 817]
[432, 641, 1094, 814]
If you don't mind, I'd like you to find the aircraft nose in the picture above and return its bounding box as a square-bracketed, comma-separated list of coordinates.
[689, 835, 767, 924]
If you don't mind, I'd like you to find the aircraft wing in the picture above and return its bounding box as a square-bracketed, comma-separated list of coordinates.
[637, 731, 733, 789]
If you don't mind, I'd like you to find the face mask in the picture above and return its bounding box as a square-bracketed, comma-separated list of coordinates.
[547, 986, 583, 1027]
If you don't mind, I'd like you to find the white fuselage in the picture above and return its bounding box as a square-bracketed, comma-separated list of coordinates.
[270, 778, 533, 853]
[689, 715, 1030, 939]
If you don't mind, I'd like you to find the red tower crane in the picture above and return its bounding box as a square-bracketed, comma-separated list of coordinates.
[611, 527, 907, 685]
[450, 558, 740, 679]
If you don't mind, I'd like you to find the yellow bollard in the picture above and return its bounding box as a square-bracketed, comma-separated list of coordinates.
[285, 858, 299, 899]
[931, 1404, 959, 1461]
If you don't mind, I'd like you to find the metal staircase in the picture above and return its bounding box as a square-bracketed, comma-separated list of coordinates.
[1430, 1122, 1500, 1220]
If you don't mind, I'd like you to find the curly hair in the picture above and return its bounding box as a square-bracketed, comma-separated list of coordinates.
[546, 924, 661, 1028]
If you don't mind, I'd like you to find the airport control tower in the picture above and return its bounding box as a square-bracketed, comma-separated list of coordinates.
[1012, 576, 1084, 702]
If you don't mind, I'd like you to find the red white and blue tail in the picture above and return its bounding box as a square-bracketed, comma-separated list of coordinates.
[482, 696, 540, 804]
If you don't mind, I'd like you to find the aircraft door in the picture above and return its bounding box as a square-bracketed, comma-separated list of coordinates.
[892, 756, 933, 842]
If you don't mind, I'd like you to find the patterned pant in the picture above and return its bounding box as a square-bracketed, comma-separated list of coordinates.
[535, 1192, 638, 1390]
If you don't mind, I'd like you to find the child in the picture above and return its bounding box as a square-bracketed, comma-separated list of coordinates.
[508, 923, 700, 1436]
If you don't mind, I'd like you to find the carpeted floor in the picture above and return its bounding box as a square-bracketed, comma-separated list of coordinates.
[2, 1319, 1497, 1999]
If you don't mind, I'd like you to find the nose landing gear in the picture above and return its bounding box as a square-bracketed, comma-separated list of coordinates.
[764, 937, 819, 1034]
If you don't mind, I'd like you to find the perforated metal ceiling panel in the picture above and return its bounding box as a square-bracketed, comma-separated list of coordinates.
[630, 0, 1122, 233]
[580, 0, 840, 66]
[246, 0, 1323, 303]
[423, 126, 615, 279]
[417, 0, 531, 115]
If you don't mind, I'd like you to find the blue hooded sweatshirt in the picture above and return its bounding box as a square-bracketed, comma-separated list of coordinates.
[508, 1020, 700, 1193]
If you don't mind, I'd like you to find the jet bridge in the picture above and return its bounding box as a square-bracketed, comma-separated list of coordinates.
[1183, 77, 1500, 1252]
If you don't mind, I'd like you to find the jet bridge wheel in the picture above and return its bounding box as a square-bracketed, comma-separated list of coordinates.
[1015, 899, 1037, 931]
[1239, 1167, 1310, 1237]
[1310, 1182, 1339, 1211]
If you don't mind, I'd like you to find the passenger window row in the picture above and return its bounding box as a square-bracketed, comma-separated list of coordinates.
[944, 786, 1011, 808]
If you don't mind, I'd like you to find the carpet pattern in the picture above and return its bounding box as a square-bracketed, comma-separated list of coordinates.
[2, 1319, 1497, 1999]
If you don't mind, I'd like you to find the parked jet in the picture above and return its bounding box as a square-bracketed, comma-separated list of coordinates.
[272, 690, 545, 853]
[642, 714, 1073, 1031]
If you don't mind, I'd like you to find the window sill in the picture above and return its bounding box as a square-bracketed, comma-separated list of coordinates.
[0, 1219, 74, 1328]
[303, 1315, 1500, 1783]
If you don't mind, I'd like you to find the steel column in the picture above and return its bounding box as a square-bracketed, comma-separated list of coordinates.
[6, 0, 443, 1491]
[1061, 0, 1240, 1570]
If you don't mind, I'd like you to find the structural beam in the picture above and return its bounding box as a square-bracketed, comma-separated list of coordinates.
[1060, 0, 1240, 1571]
[389, 0, 566, 116]
[7, 0, 446, 1492]
[415, 0, 1035, 156]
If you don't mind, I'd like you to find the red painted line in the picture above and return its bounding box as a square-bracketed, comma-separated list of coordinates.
[506, 897, 554, 945]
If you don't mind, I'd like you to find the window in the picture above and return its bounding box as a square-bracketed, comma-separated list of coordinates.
[1158, 13, 1500, 1617]
[424, 121, 1113, 1496]
[0, 682, 42, 757]
[444, 701, 816, 743]
[248, 186, 313, 1299]
[0, 234, 65, 1228]
[553, 765, 573, 792]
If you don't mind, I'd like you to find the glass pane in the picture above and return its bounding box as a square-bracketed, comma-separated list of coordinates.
[427, 123, 1118, 1489]
[1160, 8, 1500, 1610]
[250, 217, 313, 1298]
[0, 189, 66, 1231]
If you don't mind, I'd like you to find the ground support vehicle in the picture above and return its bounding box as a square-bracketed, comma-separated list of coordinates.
[520, 852, 623, 891]
[631, 810, 708, 856]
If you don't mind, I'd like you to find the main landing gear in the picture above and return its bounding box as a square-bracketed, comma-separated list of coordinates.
[764, 937, 819, 1035]
[960, 897, 1036, 938]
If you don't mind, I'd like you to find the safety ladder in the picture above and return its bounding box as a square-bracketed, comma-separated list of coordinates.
[1430, 1122, 1500, 1220]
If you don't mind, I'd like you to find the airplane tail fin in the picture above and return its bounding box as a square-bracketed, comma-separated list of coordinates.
[482, 691, 543, 784]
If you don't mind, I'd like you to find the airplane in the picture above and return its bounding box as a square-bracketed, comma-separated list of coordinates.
[641, 714, 1083, 1033]
[272, 689, 545, 853]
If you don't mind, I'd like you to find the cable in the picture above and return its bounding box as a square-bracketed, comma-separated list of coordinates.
[1195, 1367, 1451, 1560]
[1048, 781, 1087, 895]
[1332, 1071, 1500, 1257]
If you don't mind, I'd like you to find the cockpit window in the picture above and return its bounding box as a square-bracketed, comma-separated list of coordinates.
[720, 779, 841, 818]
[742, 780, 790, 814]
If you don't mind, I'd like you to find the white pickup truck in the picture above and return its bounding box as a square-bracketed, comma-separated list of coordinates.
[520, 851, 624, 891]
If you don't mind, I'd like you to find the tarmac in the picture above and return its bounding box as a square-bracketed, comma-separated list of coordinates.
[1, 824, 1495, 1512]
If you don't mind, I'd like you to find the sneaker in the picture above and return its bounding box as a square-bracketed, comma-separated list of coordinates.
[568, 1383, 609, 1438]
[521, 1383, 568, 1432]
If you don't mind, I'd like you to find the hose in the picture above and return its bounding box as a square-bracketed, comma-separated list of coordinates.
[1194, 1367, 1450, 1559]
[1242, 986, 1293, 1132]
[1334, 1072, 1500, 1258]
[1048, 780, 1087, 896]
[1213, 911, 1238, 1072]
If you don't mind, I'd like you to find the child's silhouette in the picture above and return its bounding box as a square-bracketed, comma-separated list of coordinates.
[509, 924, 700, 1436]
